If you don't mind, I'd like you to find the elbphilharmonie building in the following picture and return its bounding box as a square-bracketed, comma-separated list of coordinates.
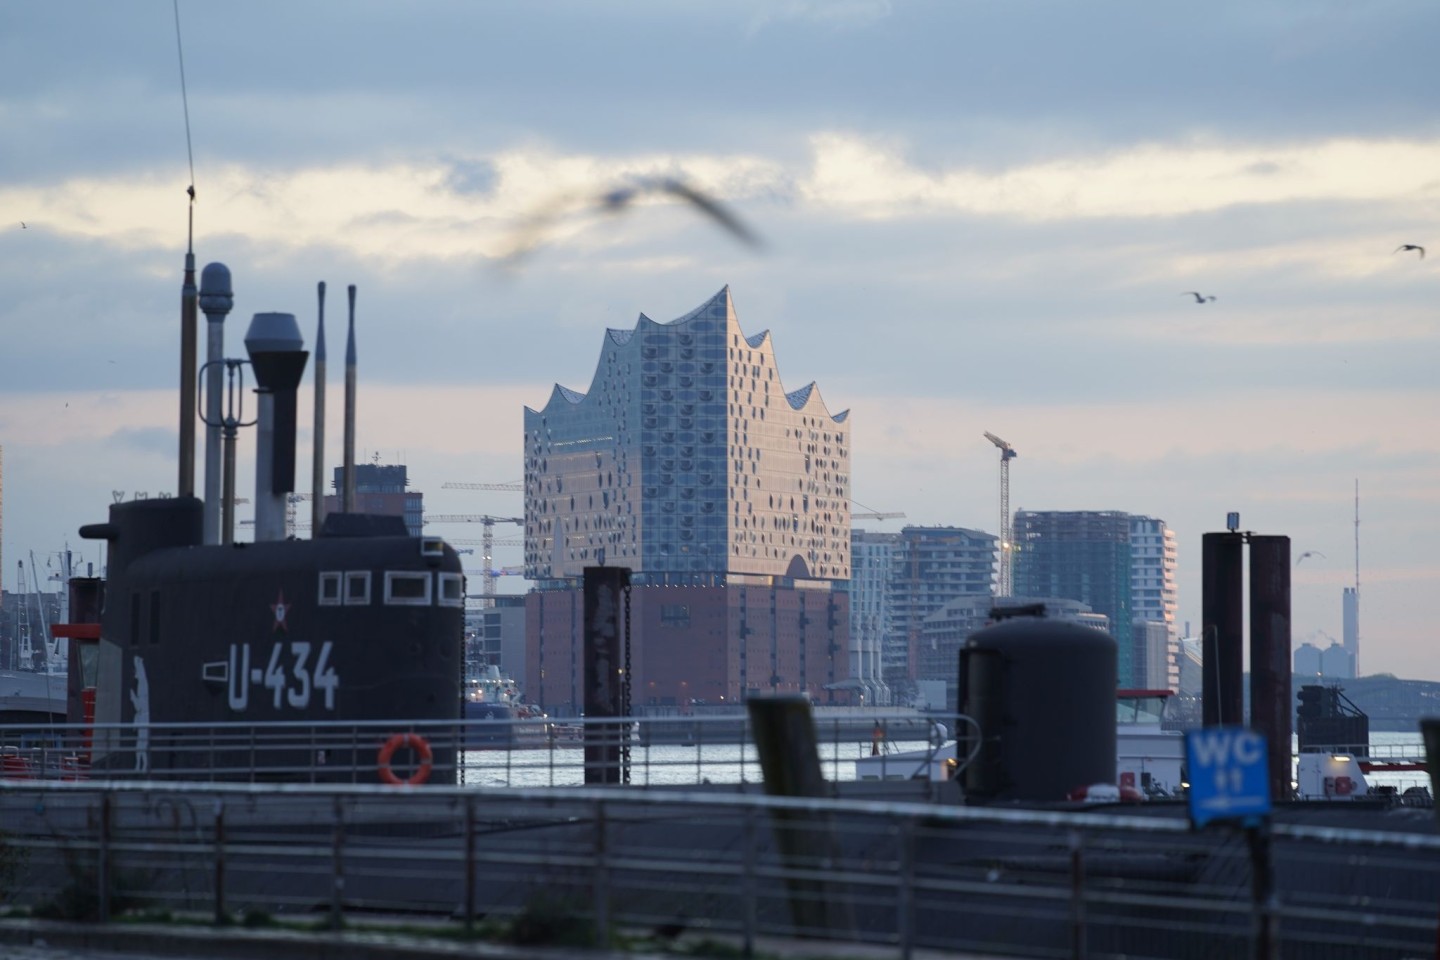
[523, 288, 854, 712]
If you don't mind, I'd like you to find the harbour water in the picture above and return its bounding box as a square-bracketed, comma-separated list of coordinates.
[459, 731, 1433, 792]
[459, 738, 936, 788]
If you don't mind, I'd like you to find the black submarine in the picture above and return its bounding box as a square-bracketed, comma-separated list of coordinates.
[75, 250, 463, 784]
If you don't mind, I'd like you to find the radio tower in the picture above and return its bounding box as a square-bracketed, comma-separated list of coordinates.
[984, 432, 1018, 596]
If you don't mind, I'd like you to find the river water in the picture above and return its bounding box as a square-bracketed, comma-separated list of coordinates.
[459, 731, 1433, 793]
[459, 738, 936, 788]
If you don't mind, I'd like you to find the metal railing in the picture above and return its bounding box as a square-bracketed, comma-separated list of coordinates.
[0, 712, 956, 789]
[2, 778, 1438, 959]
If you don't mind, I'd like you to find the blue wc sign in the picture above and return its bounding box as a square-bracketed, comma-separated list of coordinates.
[1185, 727, 1272, 829]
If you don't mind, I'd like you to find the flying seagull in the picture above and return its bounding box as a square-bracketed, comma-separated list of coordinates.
[500, 176, 763, 267]
[1296, 550, 1326, 565]
[1181, 292, 1216, 303]
[20, 222, 25, 229]
[1394, 244, 1425, 259]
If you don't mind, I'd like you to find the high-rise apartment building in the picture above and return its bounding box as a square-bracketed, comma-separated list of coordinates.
[523, 288, 852, 713]
[850, 530, 900, 705]
[1013, 510, 1135, 685]
[888, 526, 996, 693]
[1129, 515, 1178, 691]
[1129, 516, 1177, 641]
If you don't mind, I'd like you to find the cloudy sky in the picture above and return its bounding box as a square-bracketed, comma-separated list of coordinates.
[2, 2, 1436, 679]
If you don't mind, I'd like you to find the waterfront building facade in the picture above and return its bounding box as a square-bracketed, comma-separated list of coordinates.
[850, 530, 900, 706]
[1131, 620, 1171, 691]
[1013, 510, 1134, 685]
[1129, 516, 1177, 643]
[888, 526, 997, 696]
[324, 462, 424, 536]
[466, 594, 528, 686]
[523, 288, 852, 713]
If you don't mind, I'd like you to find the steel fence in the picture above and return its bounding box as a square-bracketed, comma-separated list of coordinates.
[2, 778, 1437, 959]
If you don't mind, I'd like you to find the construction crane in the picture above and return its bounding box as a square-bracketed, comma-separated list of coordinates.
[441, 481, 523, 492]
[463, 564, 525, 576]
[851, 500, 905, 523]
[286, 493, 312, 538]
[424, 515, 524, 606]
[984, 432, 1018, 597]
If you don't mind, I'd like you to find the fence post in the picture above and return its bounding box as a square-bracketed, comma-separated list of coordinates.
[213, 798, 226, 924]
[330, 794, 345, 930]
[464, 796, 476, 932]
[97, 791, 111, 923]
[593, 799, 609, 948]
[1069, 829, 1086, 960]
[743, 809, 757, 958]
[1247, 823, 1278, 960]
[898, 816, 915, 960]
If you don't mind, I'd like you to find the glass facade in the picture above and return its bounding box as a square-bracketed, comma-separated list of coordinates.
[1013, 510, 1134, 685]
[524, 287, 850, 584]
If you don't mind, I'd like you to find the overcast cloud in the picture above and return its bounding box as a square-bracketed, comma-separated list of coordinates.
[1, 1, 1437, 679]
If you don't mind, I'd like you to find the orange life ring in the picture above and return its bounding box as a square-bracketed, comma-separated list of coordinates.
[377, 733, 432, 786]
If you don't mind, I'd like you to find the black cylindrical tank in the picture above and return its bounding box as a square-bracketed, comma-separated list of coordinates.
[958, 616, 1116, 802]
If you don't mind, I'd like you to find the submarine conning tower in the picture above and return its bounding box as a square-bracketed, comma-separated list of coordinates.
[80, 497, 203, 581]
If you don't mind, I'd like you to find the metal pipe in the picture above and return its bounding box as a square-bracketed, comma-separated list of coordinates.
[199, 263, 233, 544]
[1201, 532, 1245, 727]
[221, 365, 240, 545]
[1249, 535, 1291, 801]
[312, 282, 327, 534]
[245, 313, 307, 542]
[253, 390, 279, 539]
[342, 284, 357, 513]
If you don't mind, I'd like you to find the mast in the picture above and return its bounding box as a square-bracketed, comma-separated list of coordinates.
[178, 196, 198, 497]
[342, 284, 358, 512]
[312, 282, 328, 532]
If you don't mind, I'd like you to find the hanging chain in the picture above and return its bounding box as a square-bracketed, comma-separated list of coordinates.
[621, 583, 633, 784]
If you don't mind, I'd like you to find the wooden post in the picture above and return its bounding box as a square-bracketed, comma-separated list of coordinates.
[747, 694, 854, 938]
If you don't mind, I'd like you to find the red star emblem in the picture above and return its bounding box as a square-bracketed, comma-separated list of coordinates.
[271, 590, 290, 632]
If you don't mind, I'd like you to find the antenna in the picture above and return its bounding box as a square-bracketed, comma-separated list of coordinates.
[173, 0, 198, 499]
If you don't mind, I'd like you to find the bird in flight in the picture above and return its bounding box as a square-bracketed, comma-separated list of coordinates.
[1296, 550, 1326, 565]
[19, 222, 25, 229]
[1394, 244, 1425, 259]
[1181, 292, 1216, 303]
[500, 176, 763, 267]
